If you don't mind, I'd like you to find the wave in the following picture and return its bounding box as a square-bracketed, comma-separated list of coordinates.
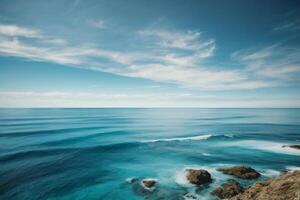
[173, 168, 191, 186]
[222, 140, 300, 156]
[141, 134, 234, 143]
[0, 126, 106, 137]
[39, 130, 128, 147]
[286, 166, 300, 171]
[260, 169, 281, 177]
[173, 164, 234, 187]
[142, 134, 212, 143]
[0, 142, 139, 163]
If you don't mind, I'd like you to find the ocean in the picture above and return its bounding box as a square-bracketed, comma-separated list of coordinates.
[0, 108, 299, 200]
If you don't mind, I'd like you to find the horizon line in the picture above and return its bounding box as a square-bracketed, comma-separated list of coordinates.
[1, 107, 300, 109]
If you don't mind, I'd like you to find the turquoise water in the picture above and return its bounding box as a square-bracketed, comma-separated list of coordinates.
[0, 108, 300, 200]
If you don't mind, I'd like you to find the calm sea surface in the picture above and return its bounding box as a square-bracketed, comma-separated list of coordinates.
[0, 108, 300, 200]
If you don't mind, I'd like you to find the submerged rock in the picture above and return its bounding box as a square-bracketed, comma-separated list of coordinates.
[282, 144, 300, 150]
[126, 177, 138, 184]
[142, 179, 157, 188]
[229, 170, 300, 200]
[186, 169, 212, 185]
[183, 192, 200, 199]
[218, 166, 260, 179]
[130, 178, 187, 199]
[131, 181, 152, 196]
[212, 179, 243, 199]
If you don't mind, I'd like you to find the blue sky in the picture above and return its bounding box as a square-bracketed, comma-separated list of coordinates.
[0, 0, 300, 107]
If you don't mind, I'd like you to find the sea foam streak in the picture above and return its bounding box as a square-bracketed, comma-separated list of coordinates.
[286, 166, 300, 171]
[260, 169, 281, 177]
[142, 134, 213, 143]
[223, 140, 300, 155]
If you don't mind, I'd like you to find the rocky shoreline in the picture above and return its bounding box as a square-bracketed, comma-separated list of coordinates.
[127, 167, 300, 199]
[229, 170, 300, 200]
[127, 144, 300, 199]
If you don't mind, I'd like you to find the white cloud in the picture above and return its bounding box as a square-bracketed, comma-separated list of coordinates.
[0, 24, 299, 91]
[139, 30, 214, 52]
[42, 38, 68, 46]
[0, 38, 82, 65]
[0, 24, 41, 38]
[0, 33, 139, 66]
[233, 45, 300, 80]
[124, 63, 255, 90]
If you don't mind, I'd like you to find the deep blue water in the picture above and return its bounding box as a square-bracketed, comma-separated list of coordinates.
[0, 108, 300, 200]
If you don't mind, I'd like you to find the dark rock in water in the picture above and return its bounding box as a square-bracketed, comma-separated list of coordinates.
[282, 144, 300, 150]
[130, 178, 157, 197]
[131, 180, 152, 196]
[229, 170, 300, 200]
[142, 179, 156, 188]
[131, 178, 186, 199]
[186, 169, 212, 185]
[218, 166, 260, 179]
[212, 179, 243, 199]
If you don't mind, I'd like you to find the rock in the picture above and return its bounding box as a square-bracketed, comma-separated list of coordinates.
[131, 179, 156, 197]
[229, 170, 300, 200]
[186, 169, 212, 185]
[132, 178, 186, 199]
[142, 179, 156, 188]
[282, 144, 300, 150]
[218, 166, 260, 179]
[212, 179, 243, 199]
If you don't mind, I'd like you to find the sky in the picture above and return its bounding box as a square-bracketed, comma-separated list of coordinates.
[0, 0, 300, 107]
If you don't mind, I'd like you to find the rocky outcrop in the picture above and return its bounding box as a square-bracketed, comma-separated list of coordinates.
[212, 179, 243, 199]
[229, 170, 300, 200]
[282, 144, 300, 150]
[186, 169, 212, 185]
[142, 179, 156, 188]
[218, 166, 260, 179]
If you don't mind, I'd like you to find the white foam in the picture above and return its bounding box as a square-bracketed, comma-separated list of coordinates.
[174, 169, 190, 186]
[221, 140, 300, 156]
[142, 134, 213, 143]
[223, 134, 234, 138]
[173, 165, 221, 186]
[183, 192, 201, 200]
[260, 169, 281, 177]
[286, 166, 300, 171]
[125, 177, 136, 183]
[202, 153, 212, 156]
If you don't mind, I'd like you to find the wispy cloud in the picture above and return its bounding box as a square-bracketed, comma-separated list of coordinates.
[273, 20, 300, 32]
[41, 38, 67, 46]
[125, 29, 266, 90]
[89, 20, 106, 29]
[0, 23, 299, 90]
[233, 45, 300, 80]
[0, 24, 41, 38]
[139, 30, 215, 52]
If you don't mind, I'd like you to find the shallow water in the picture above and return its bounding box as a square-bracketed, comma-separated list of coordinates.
[0, 108, 300, 200]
